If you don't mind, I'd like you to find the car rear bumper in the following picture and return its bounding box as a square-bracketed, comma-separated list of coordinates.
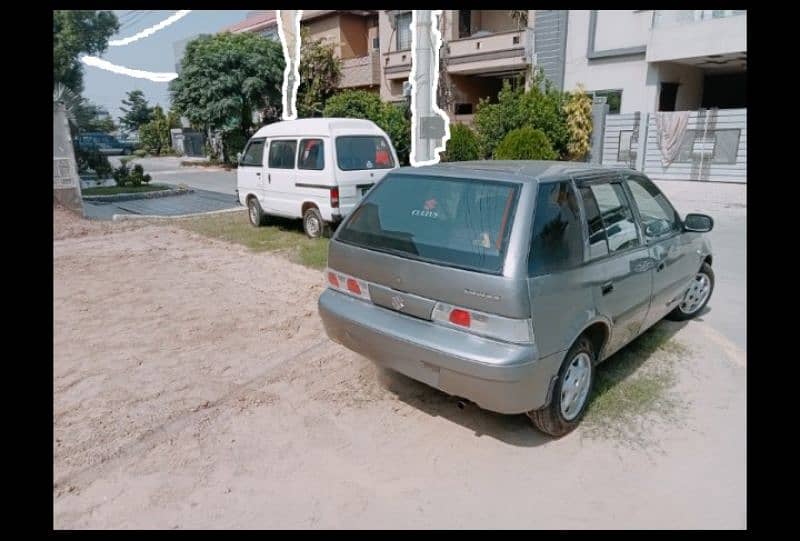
[318, 288, 564, 414]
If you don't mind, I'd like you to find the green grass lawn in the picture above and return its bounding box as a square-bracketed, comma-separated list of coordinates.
[82, 184, 171, 196]
[176, 210, 329, 270]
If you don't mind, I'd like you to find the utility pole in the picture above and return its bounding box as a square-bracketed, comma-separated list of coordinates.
[410, 10, 449, 165]
[277, 10, 302, 120]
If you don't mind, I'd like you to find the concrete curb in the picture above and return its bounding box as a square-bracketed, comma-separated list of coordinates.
[112, 206, 244, 222]
[83, 187, 193, 203]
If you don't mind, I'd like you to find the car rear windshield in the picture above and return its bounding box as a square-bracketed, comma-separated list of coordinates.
[335, 136, 395, 171]
[337, 173, 520, 274]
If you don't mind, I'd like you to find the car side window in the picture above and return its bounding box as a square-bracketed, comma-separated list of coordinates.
[528, 181, 584, 276]
[298, 139, 324, 170]
[577, 185, 610, 260]
[624, 174, 681, 241]
[240, 139, 265, 167]
[268, 140, 297, 169]
[583, 182, 641, 254]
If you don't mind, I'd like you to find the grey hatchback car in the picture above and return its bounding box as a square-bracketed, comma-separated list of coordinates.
[318, 161, 714, 436]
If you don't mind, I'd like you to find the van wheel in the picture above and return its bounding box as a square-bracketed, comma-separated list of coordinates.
[247, 197, 267, 227]
[303, 208, 328, 239]
[527, 335, 595, 437]
[666, 262, 714, 321]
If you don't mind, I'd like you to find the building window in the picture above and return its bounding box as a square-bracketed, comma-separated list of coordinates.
[589, 89, 622, 114]
[372, 37, 380, 50]
[659, 82, 679, 112]
[459, 10, 472, 38]
[396, 12, 412, 51]
[455, 103, 473, 115]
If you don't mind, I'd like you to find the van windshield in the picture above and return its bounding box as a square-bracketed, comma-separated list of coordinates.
[337, 173, 520, 274]
[336, 136, 395, 171]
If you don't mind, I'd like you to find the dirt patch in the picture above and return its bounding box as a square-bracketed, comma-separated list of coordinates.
[53, 208, 746, 529]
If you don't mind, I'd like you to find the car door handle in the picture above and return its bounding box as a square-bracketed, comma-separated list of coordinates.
[601, 281, 614, 295]
[255, 172, 261, 176]
[656, 261, 666, 272]
[268, 173, 271, 183]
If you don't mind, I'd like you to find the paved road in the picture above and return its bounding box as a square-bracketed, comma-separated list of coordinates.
[655, 180, 746, 351]
[86, 157, 238, 219]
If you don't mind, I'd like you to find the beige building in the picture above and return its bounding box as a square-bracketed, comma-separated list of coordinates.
[225, 10, 542, 125]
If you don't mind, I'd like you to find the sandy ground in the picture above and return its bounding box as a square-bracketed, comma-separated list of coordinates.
[53, 205, 746, 529]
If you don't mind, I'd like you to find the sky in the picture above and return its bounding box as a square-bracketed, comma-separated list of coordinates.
[82, 10, 252, 123]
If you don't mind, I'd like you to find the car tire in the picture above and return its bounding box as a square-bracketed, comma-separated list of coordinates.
[666, 262, 714, 321]
[527, 335, 595, 438]
[303, 207, 328, 239]
[247, 197, 267, 227]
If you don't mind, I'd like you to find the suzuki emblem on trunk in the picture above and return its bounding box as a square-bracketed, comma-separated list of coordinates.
[391, 295, 405, 311]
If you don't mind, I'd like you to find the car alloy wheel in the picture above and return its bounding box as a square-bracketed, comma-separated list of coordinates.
[679, 272, 712, 315]
[560, 352, 592, 421]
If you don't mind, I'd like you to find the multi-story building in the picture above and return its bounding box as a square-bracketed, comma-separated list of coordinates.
[224, 10, 382, 93]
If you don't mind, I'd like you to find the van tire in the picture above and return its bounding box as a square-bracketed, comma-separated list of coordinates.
[247, 197, 267, 227]
[303, 208, 327, 239]
[666, 262, 714, 321]
[527, 335, 595, 438]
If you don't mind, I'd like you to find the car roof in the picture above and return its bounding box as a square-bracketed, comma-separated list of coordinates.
[393, 160, 634, 183]
[252, 118, 385, 139]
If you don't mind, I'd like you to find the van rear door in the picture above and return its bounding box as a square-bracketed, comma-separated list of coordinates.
[334, 135, 398, 215]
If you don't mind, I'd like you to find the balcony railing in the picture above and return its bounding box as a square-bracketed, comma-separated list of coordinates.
[652, 10, 746, 28]
[340, 51, 381, 88]
[446, 28, 533, 74]
[383, 49, 412, 79]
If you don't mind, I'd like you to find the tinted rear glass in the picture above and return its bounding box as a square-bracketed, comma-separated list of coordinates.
[336, 136, 394, 171]
[337, 173, 520, 274]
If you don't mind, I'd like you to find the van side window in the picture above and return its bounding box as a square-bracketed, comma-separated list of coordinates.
[268, 140, 297, 169]
[298, 139, 324, 170]
[528, 181, 583, 276]
[584, 182, 640, 254]
[578, 185, 610, 260]
[240, 139, 265, 166]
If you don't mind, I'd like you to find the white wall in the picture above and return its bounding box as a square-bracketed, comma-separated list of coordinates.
[593, 10, 650, 51]
[563, 10, 649, 113]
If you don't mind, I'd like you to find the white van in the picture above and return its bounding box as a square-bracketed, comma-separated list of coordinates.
[236, 118, 400, 238]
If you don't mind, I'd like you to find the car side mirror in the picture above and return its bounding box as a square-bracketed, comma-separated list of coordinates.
[683, 213, 713, 233]
[236, 152, 243, 164]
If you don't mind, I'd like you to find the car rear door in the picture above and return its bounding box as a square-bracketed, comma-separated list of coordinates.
[574, 174, 654, 358]
[333, 135, 398, 215]
[622, 172, 698, 327]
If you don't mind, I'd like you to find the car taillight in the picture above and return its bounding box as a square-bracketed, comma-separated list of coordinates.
[330, 187, 340, 208]
[346, 278, 361, 295]
[432, 302, 533, 344]
[327, 271, 339, 288]
[449, 309, 471, 327]
[324, 267, 370, 302]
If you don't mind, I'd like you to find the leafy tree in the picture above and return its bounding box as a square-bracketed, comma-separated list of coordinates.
[139, 106, 172, 156]
[473, 68, 569, 159]
[493, 127, 558, 160]
[563, 84, 593, 161]
[297, 29, 342, 118]
[119, 90, 154, 132]
[441, 123, 480, 162]
[53, 10, 119, 93]
[169, 32, 285, 163]
[323, 90, 411, 165]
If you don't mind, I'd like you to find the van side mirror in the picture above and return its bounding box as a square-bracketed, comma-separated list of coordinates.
[683, 213, 713, 233]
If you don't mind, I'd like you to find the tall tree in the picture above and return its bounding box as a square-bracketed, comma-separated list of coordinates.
[53, 10, 119, 93]
[297, 29, 342, 118]
[119, 90, 154, 132]
[139, 106, 172, 156]
[169, 32, 285, 163]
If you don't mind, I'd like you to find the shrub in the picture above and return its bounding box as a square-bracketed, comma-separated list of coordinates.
[563, 84, 593, 161]
[473, 69, 569, 159]
[134, 149, 147, 158]
[493, 127, 558, 160]
[112, 164, 129, 187]
[323, 90, 411, 165]
[76, 147, 113, 179]
[441, 123, 480, 162]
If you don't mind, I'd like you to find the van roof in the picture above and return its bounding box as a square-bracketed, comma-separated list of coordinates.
[393, 160, 635, 183]
[252, 118, 385, 138]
